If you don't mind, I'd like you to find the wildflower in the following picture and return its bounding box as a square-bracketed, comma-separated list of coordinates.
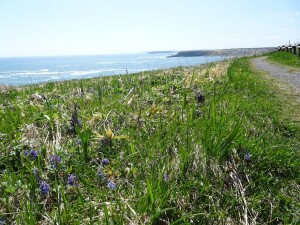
[97, 170, 106, 181]
[67, 174, 77, 186]
[195, 91, 205, 104]
[75, 139, 82, 146]
[107, 180, 116, 190]
[50, 155, 62, 168]
[29, 149, 38, 160]
[68, 105, 81, 134]
[24, 149, 38, 160]
[40, 181, 51, 195]
[101, 158, 109, 166]
[97, 165, 106, 181]
[0, 219, 5, 225]
[244, 150, 252, 162]
[162, 173, 168, 181]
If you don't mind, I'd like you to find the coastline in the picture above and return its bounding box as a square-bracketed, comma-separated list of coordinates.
[168, 47, 276, 57]
[0, 53, 223, 87]
[0, 60, 224, 89]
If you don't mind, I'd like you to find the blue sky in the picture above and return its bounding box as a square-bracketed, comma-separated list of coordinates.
[0, 0, 299, 57]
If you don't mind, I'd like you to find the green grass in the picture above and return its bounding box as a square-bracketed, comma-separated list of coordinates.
[267, 51, 300, 68]
[0, 59, 299, 224]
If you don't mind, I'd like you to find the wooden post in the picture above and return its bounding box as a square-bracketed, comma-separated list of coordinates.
[297, 45, 300, 57]
[292, 45, 297, 55]
[288, 45, 293, 53]
[285, 46, 289, 52]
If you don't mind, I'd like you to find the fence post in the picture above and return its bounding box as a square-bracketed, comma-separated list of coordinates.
[285, 46, 289, 52]
[292, 45, 297, 55]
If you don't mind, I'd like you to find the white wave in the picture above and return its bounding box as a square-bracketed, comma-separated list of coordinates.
[2, 69, 129, 78]
[0, 75, 11, 78]
[0, 70, 30, 74]
[69, 69, 125, 76]
[95, 61, 121, 65]
[13, 71, 64, 77]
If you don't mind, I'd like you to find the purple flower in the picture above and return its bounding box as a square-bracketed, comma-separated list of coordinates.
[68, 174, 77, 186]
[101, 158, 109, 165]
[29, 149, 38, 160]
[163, 173, 168, 181]
[244, 150, 252, 162]
[97, 170, 106, 181]
[107, 180, 116, 190]
[24, 149, 38, 160]
[40, 181, 51, 195]
[75, 139, 82, 146]
[50, 155, 62, 168]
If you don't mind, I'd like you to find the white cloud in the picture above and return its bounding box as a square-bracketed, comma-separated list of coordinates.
[277, 28, 284, 32]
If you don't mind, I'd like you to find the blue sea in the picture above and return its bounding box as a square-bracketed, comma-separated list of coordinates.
[0, 53, 223, 86]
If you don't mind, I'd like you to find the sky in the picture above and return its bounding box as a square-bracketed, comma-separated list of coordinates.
[0, 0, 299, 57]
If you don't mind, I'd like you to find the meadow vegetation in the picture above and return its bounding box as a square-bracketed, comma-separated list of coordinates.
[0, 58, 299, 224]
[267, 51, 300, 68]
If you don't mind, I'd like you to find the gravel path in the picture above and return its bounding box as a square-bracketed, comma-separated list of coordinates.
[251, 57, 300, 91]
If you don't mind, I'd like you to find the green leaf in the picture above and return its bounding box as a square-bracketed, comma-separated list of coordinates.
[146, 178, 154, 205]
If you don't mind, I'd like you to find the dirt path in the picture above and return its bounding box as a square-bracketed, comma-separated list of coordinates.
[251, 57, 300, 91]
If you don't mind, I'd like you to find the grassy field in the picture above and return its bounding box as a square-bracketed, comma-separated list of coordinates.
[0, 58, 299, 224]
[267, 51, 300, 68]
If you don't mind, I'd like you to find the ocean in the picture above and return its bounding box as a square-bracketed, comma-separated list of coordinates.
[0, 53, 223, 86]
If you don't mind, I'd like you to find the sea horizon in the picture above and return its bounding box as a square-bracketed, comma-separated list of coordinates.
[0, 52, 223, 86]
[0, 50, 179, 59]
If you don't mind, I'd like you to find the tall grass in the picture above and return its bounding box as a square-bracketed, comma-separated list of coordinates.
[268, 51, 300, 67]
[0, 58, 299, 224]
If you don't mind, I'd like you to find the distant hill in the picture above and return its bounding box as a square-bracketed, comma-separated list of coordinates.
[168, 47, 276, 57]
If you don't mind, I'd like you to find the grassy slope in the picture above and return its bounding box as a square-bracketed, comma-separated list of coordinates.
[0, 59, 299, 224]
[267, 51, 300, 68]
